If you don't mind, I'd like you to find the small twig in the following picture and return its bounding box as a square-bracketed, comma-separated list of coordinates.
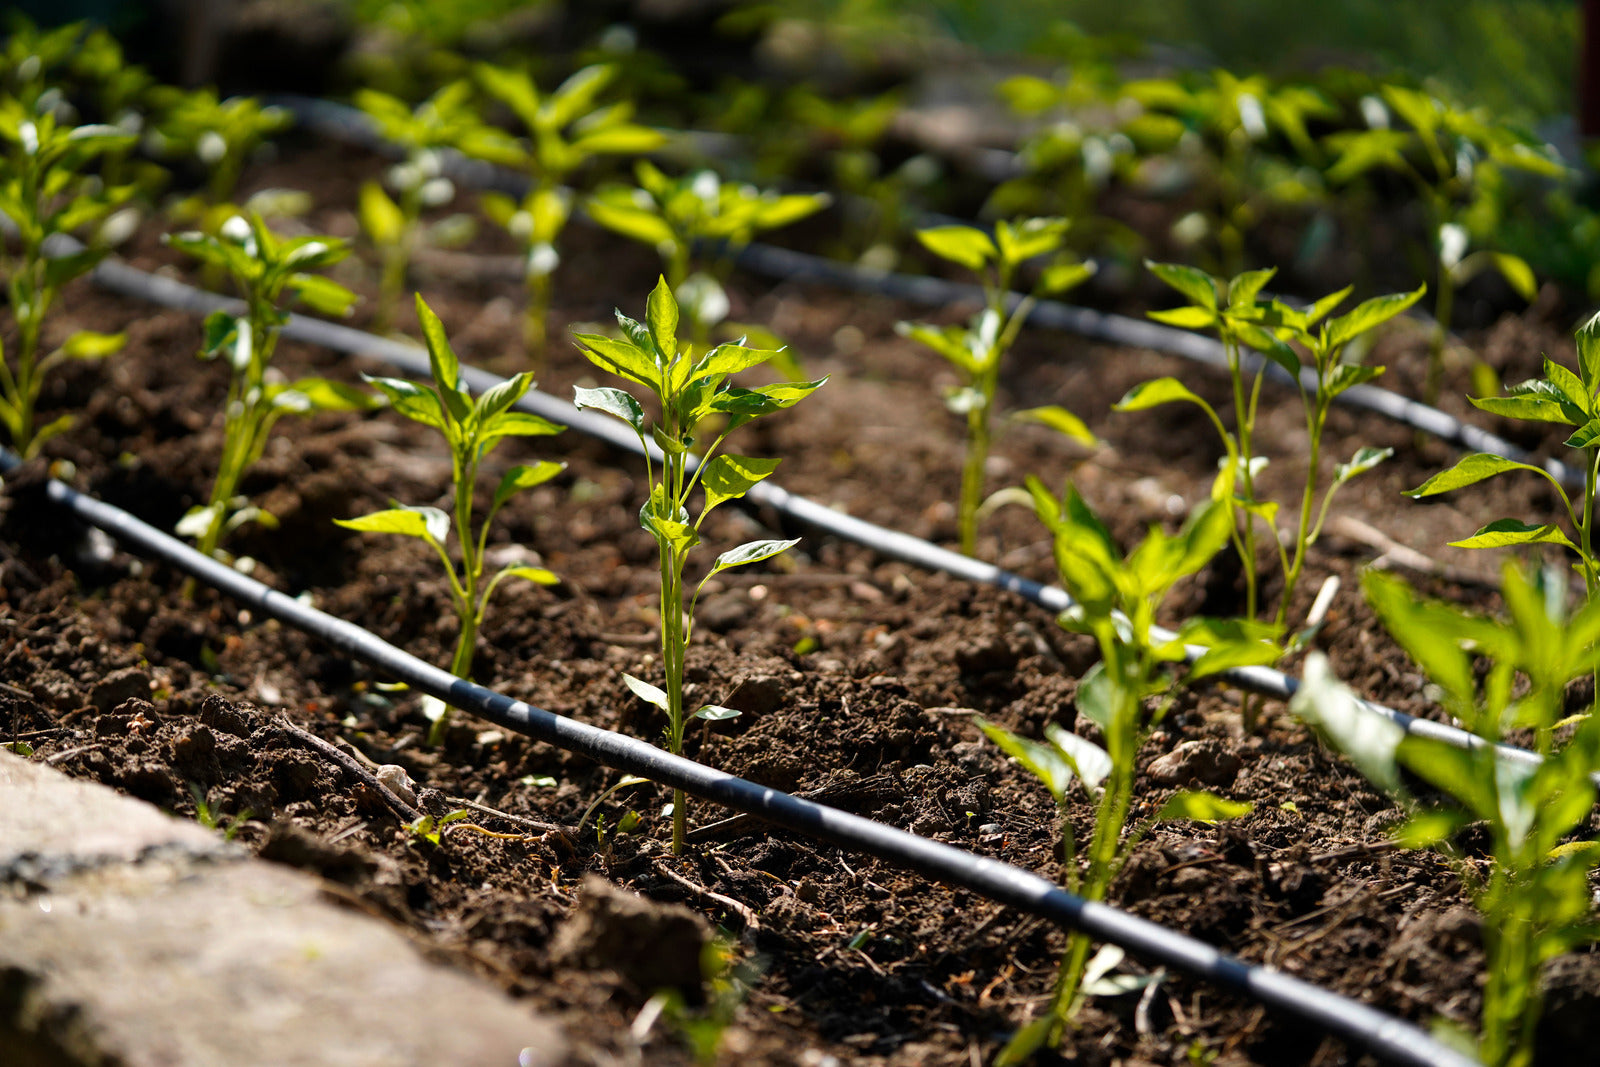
[44, 743, 99, 765]
[0, 680, 35, 700]
[275, 715, 421, 823]
[654, 859, 761, 935]
[1331, 516, 1494, 589]
[444, 795, 574, 835]
[595, 631, 659, 647]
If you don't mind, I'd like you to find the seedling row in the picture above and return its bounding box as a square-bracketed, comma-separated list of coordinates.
[4, 17, 1600, 1066]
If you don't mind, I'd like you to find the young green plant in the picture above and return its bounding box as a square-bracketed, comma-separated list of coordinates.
[1120, 264, 1421, 637]
[571, 277, 825, 854]
[337, 294, 565, 745]
[166, 213, 372, 566]
[1324, 84, 1560, 404]
[1292, 565, 1600, 1067]
[897, 219, 1097, 557]
[586, 162, 829, 345]
[0, 96, 134, 456]
[355, 81, 499, 332]
[150, 87, 291, 217]
[471, 62, 665, 357]
[979, 485, 1271, 1062]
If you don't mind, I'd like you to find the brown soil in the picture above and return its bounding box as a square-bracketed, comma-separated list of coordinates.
[5, 137, 1600, 1066]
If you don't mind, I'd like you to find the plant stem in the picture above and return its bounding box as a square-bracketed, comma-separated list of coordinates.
[1426, 268, 1454, 408]
[958, 383, 993, 558]
[524, 270, 551, 363]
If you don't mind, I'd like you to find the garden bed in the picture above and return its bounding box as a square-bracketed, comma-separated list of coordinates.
[5, 135, 1598, 1066]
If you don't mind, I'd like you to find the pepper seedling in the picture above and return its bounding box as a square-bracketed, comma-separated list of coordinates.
[0, 96, 135, 456]
[354, 81, 501, 333]
[897, 218, 1097, 557]
[1323, 84, 1560, 404]
[571, 277, 825, 854]
[586, 162, 829, 345]
[980, 485, 1271, 1062]
[148, 87, 291, 223]
[1292, 565, 1600, 1067]
[471, 62, 666, 358]
[1119, 265, 1421, 646]
[166, 213, 372, 567]
[338, 294, 565, 745]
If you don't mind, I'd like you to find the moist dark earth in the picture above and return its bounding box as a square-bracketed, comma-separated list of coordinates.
[5, 136, 1600, 1066]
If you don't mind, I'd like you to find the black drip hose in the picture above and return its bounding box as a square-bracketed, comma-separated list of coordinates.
[269, 94, 1581, 489]
[87, 256, 1555, 782]
[0, 444, 1475, 1067]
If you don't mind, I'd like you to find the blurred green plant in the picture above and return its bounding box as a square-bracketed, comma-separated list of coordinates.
[166, 214, 372, 567]
[1323, 84, 1562, 403]
[0, 97, 135, 456]
[897, 219, 1097, 556]
[149, 88, 291, 218]
[1292, 563, 1600, 1067]
[471, 62, 666, 358]
[586, 162, 829, 344]
[355, 81, 502, 332]
[980, 487, 1268, 1061]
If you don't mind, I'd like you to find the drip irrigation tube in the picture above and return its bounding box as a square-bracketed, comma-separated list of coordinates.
[0, 446, 1473, 1067]
[88, 256, 1554, 784]
[270, 94, 1582, 490]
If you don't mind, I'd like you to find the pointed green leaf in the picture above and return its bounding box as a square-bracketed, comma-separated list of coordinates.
[1323, 284, 1424, 349]
[335, 505, 449, 544]
[493, 461, 565, 513]
[700, 454, 781, 514]
[501, 565, 560, 586]
[59, 330, 125, 360]
[975, 717, 1073, 801]
[364, 374, 448, 432]
[1470, 392, 1578, 425]
[914, 226, 996, 272]
[1288, 654, 1405, 796]
[622, 672, 669, 711]
[1579, 309, 1600, 392]
[571, 331, 659, 389]
[710, 538, 800, 575]
[1566, 418, 1600, 449]
[693, 705, 741, 721]
[646, 275, 678, 362]
[1391, 808, 1470, 849]
[1147, 305, 1217, 330]
[1404, 453, 1547, 497]
[1157, 791, 1253, 823]
[1491, 253, 1537, 301]
[1114, 377, 1207, 413]
[1334, 446, 1392, 486]
[1450, 519, 1576, 551]
[1146, 260, 1218, 310]
[414, 294, 461, 391]
[359, 181, 404, 247]
[1012, 405, 1098, 447]
[288, 274, 358, 317]
[479, 411, 564, 446]
[573, 385, 644, 430]
[1044, 722, 1112, 793]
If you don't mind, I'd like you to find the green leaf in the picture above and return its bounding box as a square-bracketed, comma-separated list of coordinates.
[1227, 268, 1275, 308]
[289, 274, 358, 317]
[1397, 735, 1495, 821]
[1114, 377, 1207, 412]
[472, 371, 534, 425]
[976, 717, 1073, 801]
[1325, 363, 1385, 397]
[1074, 661, 1114, 732]
[364, 375, 448, 432]
[1145, 260, 1218, 310]
[1157, 791, 1253, 823]
[1450, 519, 1577, 551]
[413, 295, 463, 398]
[646, 275, 678, 363]
[1323, 284, 1425, 349]
[1038, 259, 1095, 295]
[479, 411, 565, 446]
[501, 565, 560, 586]
[1470, 392, 1578, 425]
[1287, 654, 1405, 796]
[914, 225, 996, 272]
[359, 181, 404, 247]
[59, 330, 125, 359]
[573, 385, 644, 431]
[1566, 418, 1600, 449]
[700, 454, 781, 514]
[1391, 808, 1470, 849]
[1491, 253, 1537, 301]
[710, 538, 800, 575]
[335, 505, 449, 544]
[584, 196, 676, 248]
[1404, 453, 1548, 497]
[571, 331, 659, 389]
[693, 705, 741, 721]
[1147, 305, 1217, 330]
[1012, 405, 1097, 447]
[1044, 722, 1112, 793]
[1579, 309, 1600, 392]
[695, 342, 782, 381]
[282, 378, 375, 412]
[1334, 446, 1392, 486]
[493, 461, 565, 513]
[622, 672, 669, 711]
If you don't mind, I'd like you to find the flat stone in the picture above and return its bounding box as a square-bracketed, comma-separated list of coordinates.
[0, 752, 566, 1066]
